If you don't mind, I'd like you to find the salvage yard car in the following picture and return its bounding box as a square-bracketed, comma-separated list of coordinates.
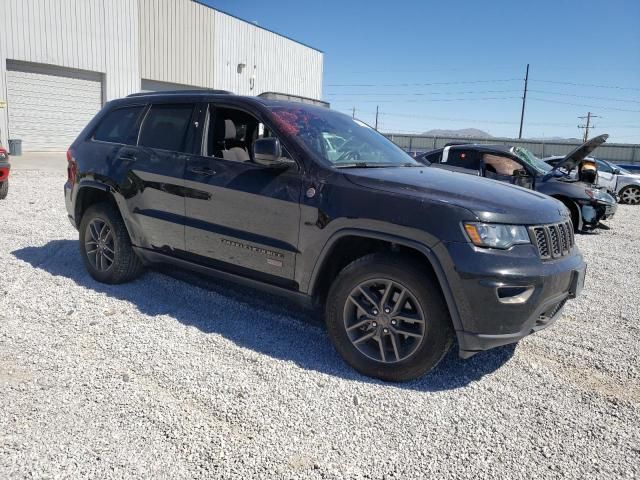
[418, 135, 618, 232]
[64, 90, 587, 381]
[0, 147, 10, 199]
[544, 155, 640, 205]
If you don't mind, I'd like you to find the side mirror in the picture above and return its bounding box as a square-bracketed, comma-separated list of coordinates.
[254, 137, 286, 167]
[613, 168, 621, 175]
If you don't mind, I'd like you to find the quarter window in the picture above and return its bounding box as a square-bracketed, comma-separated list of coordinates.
[139, 104, 195, 152]
[445, 149, 481, 170]
[93, 106, 144, 145]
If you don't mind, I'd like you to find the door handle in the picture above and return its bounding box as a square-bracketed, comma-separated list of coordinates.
[118, 153, 137, 162]
[189, 166, 217, 176]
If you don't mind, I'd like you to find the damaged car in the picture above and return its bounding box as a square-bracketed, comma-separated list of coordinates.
[545, 155, 640, 205]
[418, 134, 617, 232]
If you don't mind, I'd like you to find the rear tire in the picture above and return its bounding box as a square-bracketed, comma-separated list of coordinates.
[79, 202, 143, 284]
[325, 253, 453, 382]
[0, 180, 8, 199]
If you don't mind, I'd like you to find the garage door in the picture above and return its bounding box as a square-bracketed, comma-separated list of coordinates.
[6, 61, 103, 151]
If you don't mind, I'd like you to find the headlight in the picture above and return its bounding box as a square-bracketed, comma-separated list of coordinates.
[464, 223, 531, 249]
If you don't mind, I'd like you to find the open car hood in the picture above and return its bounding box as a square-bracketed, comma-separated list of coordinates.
[550, 134, 608, 173]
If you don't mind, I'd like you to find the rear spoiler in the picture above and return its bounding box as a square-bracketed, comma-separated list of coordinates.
[258, 92, 329, 108]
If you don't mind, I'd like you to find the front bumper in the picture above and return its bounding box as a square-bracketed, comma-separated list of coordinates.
[437, 240, 586, 358]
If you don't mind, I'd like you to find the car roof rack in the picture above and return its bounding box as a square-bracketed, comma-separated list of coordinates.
[127, 89, 234, 97]
[258, 91, 329, 108]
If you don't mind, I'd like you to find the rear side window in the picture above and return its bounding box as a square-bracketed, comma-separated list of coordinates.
[93, 106, 143, 144]
[445, 149, 481, 170]
[139, 104, 195, 152]
[424, 151, 442, 163]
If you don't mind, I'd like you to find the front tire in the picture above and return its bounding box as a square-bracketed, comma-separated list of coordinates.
[79, 202, 143, 284]
[619, 185, 640, 205]
[325, 253, 453, 382]
[0, 180, 8, 199]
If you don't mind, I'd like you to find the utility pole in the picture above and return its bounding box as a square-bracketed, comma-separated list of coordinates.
[578, 112, 600, 142]
[352, 106, 355, 119]
[518, 63, 529, 139]
[375, 105, 379, 131]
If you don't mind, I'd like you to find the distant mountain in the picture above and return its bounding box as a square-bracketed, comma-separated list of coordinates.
[421, 128, 493, 138]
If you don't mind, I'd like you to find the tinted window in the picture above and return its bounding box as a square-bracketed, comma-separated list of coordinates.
[139, 104, 194, 152]
[94, 106, 143, 144]
[424, 151, 442, 163]
[596, 159, 613, 173]
[445, 149, 481, 170]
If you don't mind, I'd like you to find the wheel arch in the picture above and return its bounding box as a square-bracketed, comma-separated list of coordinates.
[551, 195, 581, 230]
[308, 229, 464, 334]
[74, 182, 133, 238]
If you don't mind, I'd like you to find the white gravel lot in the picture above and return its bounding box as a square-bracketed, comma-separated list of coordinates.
[1, 167, 639, 479]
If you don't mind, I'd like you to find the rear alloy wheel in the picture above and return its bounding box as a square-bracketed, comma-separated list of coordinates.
[620, 186, 640, 205]
[326, 253, 453, 382]
[79, 203, 143, 284]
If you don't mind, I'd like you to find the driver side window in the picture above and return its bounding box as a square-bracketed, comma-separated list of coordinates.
[482, 154, 522, 177]
[202, 106, 291, 162]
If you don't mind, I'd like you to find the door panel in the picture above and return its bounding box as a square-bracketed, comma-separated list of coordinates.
[184, 157, 301, 283]
[122, 146, 187, 252]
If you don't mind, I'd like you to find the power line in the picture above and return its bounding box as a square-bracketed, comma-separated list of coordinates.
[327, 89, 522, 96]
[327, 78, 522, 87]
[529, 90, 640, 104]
[532, 79, 640, 92]
[528, 97, 640, 113]
[330, 96, 521, 104]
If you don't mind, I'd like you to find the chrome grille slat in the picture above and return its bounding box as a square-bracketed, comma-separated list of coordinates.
[530, 221, 574, 260]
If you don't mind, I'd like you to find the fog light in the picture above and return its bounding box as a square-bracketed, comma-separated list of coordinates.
[496, 286, 534, 304]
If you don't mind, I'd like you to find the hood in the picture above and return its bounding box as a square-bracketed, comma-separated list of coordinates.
[550, 134, 608, 173]
[343, 167, 569, 225]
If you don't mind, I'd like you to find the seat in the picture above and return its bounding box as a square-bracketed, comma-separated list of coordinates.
[221, 119, 250, 162]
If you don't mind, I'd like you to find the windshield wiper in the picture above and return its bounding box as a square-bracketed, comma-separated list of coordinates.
[333, 162, 418, 168]
[334, 162, 405, 169]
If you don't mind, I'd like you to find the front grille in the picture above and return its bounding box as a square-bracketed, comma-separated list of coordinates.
[530, 221, 574, 260]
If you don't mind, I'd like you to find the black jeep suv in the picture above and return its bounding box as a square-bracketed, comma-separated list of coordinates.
[65, 91, 586, 381]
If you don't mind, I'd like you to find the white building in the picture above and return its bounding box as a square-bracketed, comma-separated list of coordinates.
[0, 0, 324, 152]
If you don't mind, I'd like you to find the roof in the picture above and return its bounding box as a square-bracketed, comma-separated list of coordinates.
[191, 0, 323, 53]
[425, 144, 515, 155]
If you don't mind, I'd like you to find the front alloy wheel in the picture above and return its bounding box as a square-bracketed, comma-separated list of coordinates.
[620, 186, 640, 205]
[344, 279, 426, 363]
[325, 253, 453, 382]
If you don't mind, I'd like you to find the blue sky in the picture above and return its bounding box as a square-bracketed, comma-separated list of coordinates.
[205, 0, 640, 143]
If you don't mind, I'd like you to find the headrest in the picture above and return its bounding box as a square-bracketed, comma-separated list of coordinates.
[224, 119, 236, 140]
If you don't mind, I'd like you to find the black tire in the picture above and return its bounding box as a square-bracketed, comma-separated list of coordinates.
[0, 180, 8, 199]
[325, 253, 453, 382]
[79, 202, 144, 284]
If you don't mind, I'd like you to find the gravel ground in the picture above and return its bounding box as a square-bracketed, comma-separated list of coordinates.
[1, 168, 639, 479]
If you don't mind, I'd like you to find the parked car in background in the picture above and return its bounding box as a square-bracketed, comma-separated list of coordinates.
[544, 156, 640, 204]
[0, 147, 10, 199]
[613, 163, 640, 174]
[64, 90, 587, 381]
[418, 135, 617, 232]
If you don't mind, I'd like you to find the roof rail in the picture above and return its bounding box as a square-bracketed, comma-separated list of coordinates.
[258, 92, 329, 108]
[127, 89, 234, 97]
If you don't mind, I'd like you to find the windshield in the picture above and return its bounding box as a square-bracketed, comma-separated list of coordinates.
[269, 105, 420, 167]
[512, 146, 552, 174]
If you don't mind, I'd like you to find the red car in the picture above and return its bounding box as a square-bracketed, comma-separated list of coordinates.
[0, 147, 9, 199]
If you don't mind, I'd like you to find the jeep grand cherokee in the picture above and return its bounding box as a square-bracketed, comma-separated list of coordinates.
[64, 90, 586, 381]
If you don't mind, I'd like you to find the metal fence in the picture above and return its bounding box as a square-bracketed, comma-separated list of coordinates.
[385, 134, 640, 164]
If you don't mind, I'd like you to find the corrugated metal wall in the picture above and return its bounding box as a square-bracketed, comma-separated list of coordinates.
[138, 0, 324, 99]
[386, 134, 640, 164]
[0, 0, 139, 148]
[0, 0, 323, 149]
